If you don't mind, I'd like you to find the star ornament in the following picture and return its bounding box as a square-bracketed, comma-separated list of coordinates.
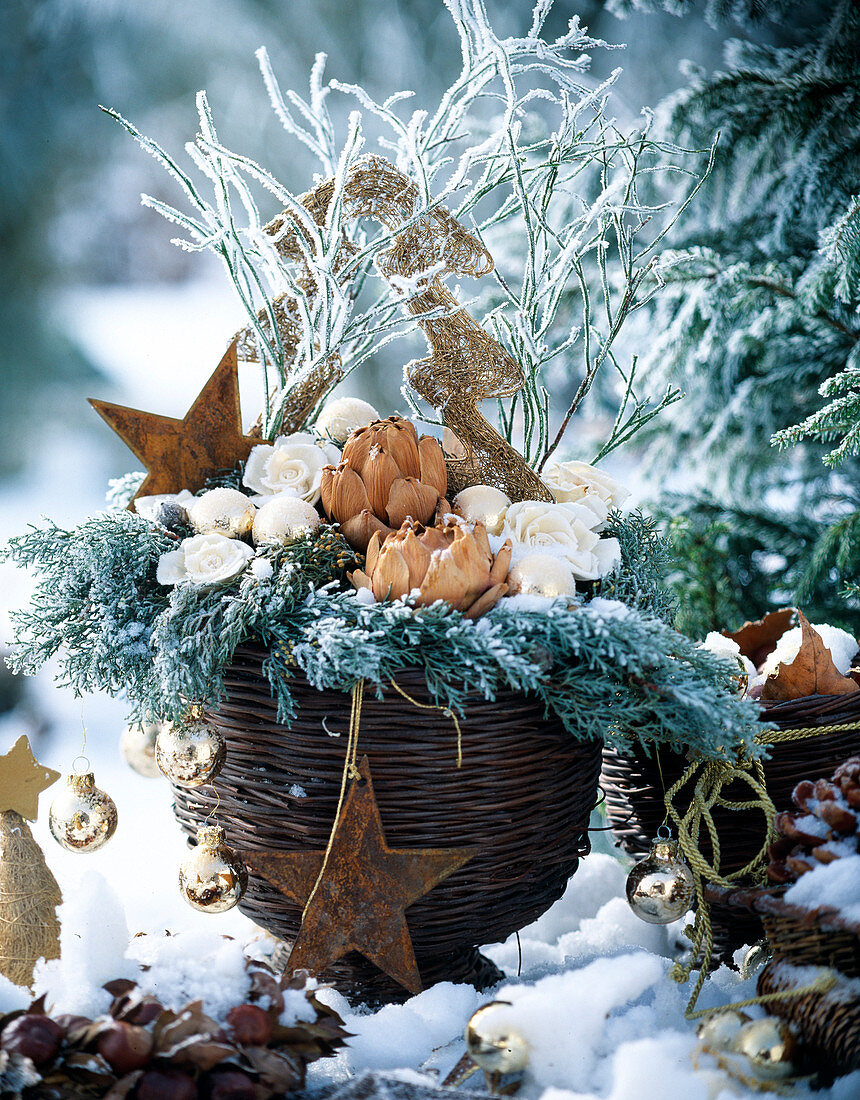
[89, 339, 261, 503]
[0, 736, 60, 821]
[244, 757, 477, 994]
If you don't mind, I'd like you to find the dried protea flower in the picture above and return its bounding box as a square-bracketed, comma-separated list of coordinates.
[320, 416, 448, 550]
[351, 518, 511, 619]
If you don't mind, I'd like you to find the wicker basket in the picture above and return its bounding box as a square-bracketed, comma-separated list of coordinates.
[172, 644, 603, 1003]
[600, 691, 860, 962]
[710, 885, 860, 1077]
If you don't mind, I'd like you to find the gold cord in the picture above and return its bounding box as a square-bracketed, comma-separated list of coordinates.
[388, 679, 464, 768]
[665, 718, 859, 1015]
[302, 679, 364, 918]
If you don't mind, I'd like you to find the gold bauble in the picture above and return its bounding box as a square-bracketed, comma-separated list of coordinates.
[252, 495, 321, 546]
[188, 488, 256, 539]
[730, 1017, 797, 1080]
[696, 1009, 751, 1051]
[49, 772, 118, 853]
[452, 485, 511, 536]
[506, 552, 577, 598]
[465, 1001, 530, 1077]
[178, 824, 248, 913]
[155, 719, 225, 787]
[625, 837, 694, 924]
[119, 722, 162, 779]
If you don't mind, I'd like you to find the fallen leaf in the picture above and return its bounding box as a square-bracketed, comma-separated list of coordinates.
[761, 611, 860, 701]
[725, 607, 795, 667]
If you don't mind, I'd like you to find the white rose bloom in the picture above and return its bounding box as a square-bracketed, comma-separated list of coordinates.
[543, 460, 631, 520]
[242, 432, 341, 505]
[315, 397, 380, 444]
[501, 500, 619, 581]
[156, 533, 253, 586]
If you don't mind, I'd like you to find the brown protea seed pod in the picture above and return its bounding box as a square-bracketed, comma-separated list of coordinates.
[136, 1068, 197, 1100]
[1, 1014, 64, 1064]
[225, 1003, 273, 1046]
[320, 417, 447, 551]
[95, 1020, 154, 1074]
[351, 518, 511, 618]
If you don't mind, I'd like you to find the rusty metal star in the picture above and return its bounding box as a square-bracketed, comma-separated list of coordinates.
[244, 757, 477, 994]
[0, 736, 60, 821]
[89, 339, 260, 503]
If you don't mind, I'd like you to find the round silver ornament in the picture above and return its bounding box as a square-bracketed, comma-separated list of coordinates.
[625, 832, 695, 924]
[730, 1017, 797, 1080]
[49, 771, 118, 853]
[696, 1009, 751, 1051]
[119, 722, 162, 779]
[179, 824, 248, 913]
[252, 495, 321, 546]
[465, 1001, 530, 1078]
[155, 719, 226, 787]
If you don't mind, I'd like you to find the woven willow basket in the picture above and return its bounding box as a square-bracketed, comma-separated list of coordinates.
[172, 643, 603, 1003]
[712, 886, 860, 1077]
[600, 691, 860, 962]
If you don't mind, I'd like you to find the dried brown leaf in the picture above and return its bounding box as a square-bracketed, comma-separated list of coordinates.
[725, 607, 795, 666]
[761, 611, 860, 701]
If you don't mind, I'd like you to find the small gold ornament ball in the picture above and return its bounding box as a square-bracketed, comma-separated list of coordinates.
[155, 719, 226, 787]
[189, 488, 256, 539]
[696, 1009, 751, 1051]
[179, 824, 248, 913]
[625, 837, 695, 924]
[49, 772, 118, 853]
[119, 722, 162, 779]
[506, 553, 577, 599]
[465, 1001, 530, 1077]
[252, 495, 321, 546]
[730, 1017, 797, 1080]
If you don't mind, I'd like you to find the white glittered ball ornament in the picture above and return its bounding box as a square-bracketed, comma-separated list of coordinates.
[452, 485, 511, 536]
[316, 397, 380, 444]
[252, 495, 321, 546]
[188, 488, 256, 539]
[507, 553, 577, 598]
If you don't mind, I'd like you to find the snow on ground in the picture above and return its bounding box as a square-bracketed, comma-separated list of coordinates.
[1, 284, 859, 1099]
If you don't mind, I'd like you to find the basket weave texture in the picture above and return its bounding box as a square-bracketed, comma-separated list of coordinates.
[600, 691, 860, 960]
[173, 644, 603, 1001]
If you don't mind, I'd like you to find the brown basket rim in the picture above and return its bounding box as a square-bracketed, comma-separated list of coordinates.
[705, 883, 860, 937]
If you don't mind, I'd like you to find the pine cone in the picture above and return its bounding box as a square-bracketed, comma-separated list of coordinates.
[766, 755, 860, 883]
[0, 960, 347, 1099]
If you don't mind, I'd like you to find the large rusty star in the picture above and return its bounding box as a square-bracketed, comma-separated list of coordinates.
[0, 735, 60, 821]
[244, 757, 477, 994]
[89, 339, 259, 502]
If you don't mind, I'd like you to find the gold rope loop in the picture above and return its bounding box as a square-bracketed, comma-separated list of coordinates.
[666, 716, 859, 1015]
[388, 679, 464, 768]
[688, 968, 838, 1021]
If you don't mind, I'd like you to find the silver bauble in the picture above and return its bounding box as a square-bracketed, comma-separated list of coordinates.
[465, 1001, 530, 1078]
[155, 719, 226, 787]
[625, 837, 695, 924]
[179, 824, 247, 913]
[49, 772, 118, 853]
[696, 1009, 751, 1051]
[119, 722, 162, 778]
[252, 495, 321, 546]
[730, 1017, 797, 1080]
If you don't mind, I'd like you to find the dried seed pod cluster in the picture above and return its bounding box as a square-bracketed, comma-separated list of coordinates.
[767, 757, 860, 883]
[0, 962, 346, 1100]
[351, 517, 512, 619]
[320, 416, 448, 551]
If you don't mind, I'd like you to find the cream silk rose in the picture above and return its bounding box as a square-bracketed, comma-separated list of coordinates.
[156, 533, 254, 586]
[501, 500, 621, 581]
[242, 432, 341, 505]
[542, 460, 630, 526]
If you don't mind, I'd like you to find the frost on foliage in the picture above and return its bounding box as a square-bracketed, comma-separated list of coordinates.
[102, 0, 708, 465]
